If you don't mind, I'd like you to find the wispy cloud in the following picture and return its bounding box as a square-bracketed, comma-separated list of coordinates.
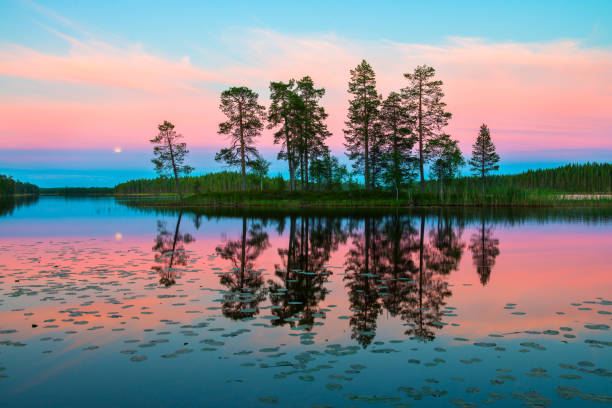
[1, 16, 610, 157]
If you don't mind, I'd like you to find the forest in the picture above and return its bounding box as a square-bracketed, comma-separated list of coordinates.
[141, 60, 610, 204]
[113, 162, 611, 200]
[0, 174, 39, 197]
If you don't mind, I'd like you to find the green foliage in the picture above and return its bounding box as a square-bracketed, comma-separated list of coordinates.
[468, 123, 500, 192]
[426, 134, 465, 197]
[114, 171, 287, 195]
[309, 153, 349, 190]
[268, 77, 331, 191]
[344, 59, 381, 190]
[379, 91, 417, 194]
[0, 174, 39, 196]
[150, 120, 193, 198]
[39, 187, 113, 196]
[216, 86, 266, 191]
[402, 65, 452, 191]
[459, 162, 612, 193]
[249, 156, 271, 191]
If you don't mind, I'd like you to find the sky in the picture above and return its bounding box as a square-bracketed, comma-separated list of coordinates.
[0, 0, 611, 187]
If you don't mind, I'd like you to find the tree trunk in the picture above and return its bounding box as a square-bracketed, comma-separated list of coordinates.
[238, 104, 246, 191]
[284, 121, 295, 192]
[481, 164, 485, 198]
[288, 155, 295, 192]
[167, 136, 183, 199]
[364, 128, 370, 191]
[418, 81, 425, 193]
[305, 151, 309, 191]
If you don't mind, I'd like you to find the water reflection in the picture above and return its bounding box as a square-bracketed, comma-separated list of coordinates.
[0, 195, 39, 217]
[215, 217, 270, 320]
[469, 217, 500, 286]
[153, 212, 491, 343]
[152, 211, 195, 286]
[269, 216, 347, 329]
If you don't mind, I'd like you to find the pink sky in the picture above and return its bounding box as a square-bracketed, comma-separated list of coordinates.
[1, 29, 611, 157]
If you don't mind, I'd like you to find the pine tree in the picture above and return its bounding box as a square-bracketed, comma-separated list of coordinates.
[249, 155, 271, 191]
[150, 120, 193, 199]
[215, 87, 266, 191]
[425, 134, 464, 199]
[379, 91, 416, 199]
[402, 65, 451, 192]
[344, 60, 381, 190]
[268, 80, 298, 191]
[295, 76, 331, 190]
[468, 124, 500, 194]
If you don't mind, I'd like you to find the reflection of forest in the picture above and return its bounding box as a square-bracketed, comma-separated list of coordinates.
[344, 214, 464, 346]
[0, 195, 39, 217]
[268, 216, 348, 329]
[153, 212, 501, 345]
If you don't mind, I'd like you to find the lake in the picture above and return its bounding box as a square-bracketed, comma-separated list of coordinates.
[1, 197, 611, 407]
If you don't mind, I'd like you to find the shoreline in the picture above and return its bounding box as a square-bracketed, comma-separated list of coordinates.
[118, 195, 612, 209]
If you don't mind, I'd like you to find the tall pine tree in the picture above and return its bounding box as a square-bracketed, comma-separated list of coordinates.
[402, 65, 451, 192]
[468, 123, 500, 194]
[215, 86, 266, 191]
[296, 76, 331, 190]
[150, 120, 193, 199]
[344, 60, 381, 190]
[268, 80, 298, 191]
[379, 91, 416, 199]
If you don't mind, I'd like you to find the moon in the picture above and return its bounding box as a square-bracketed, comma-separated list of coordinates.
[114, 147, 122, 153]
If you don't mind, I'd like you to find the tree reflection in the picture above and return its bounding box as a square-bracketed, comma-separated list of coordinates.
[215, 217, 270, 320]
[469, 217, 500, 286]
[152, 211, 194, 286]
[268, 216, 347, 329]
[344, 216, 386, 348]
[400, 215, 461, 342]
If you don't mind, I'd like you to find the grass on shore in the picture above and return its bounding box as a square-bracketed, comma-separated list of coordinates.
[119, 188, 612, 208]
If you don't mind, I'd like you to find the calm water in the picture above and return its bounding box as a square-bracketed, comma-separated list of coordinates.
[1, 197, 611, 407]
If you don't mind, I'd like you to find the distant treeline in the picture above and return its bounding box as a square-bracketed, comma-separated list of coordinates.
[451, 162, 611, 194]
[40, 187, 114, 196]
[0, 174, 39, 196]
[114, 162, 611, 196]
[114, 172, 288, 195]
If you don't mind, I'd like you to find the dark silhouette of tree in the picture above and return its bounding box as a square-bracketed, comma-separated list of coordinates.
[268, 216, 347, 330]
[402, 65, 451, 192]
[379, 92, 416, 199]
[249, 156, 271, 191]
[468, 123, 500, 195]
[401, 215, 459, 341]
[426, 134, 464, 200]
[344, 216, 385, 348]
[295, 76, 332, 191]
[378, 213, 420, 316]
[215, 217, 270, 319]
[469, 217, 500, 285]
[150, 121, 193, 199]
[268, 80, 299, 191]
[151, 211, 194, 286]
[215, 87, 266, 191]
[344, 60, 381, 191]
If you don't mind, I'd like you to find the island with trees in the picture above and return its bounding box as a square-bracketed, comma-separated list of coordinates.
[3, 61, 611, 208]
[113, 60, 610, 208]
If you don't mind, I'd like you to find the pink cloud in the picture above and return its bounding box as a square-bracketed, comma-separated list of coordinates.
[0, 29, 610, 156]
